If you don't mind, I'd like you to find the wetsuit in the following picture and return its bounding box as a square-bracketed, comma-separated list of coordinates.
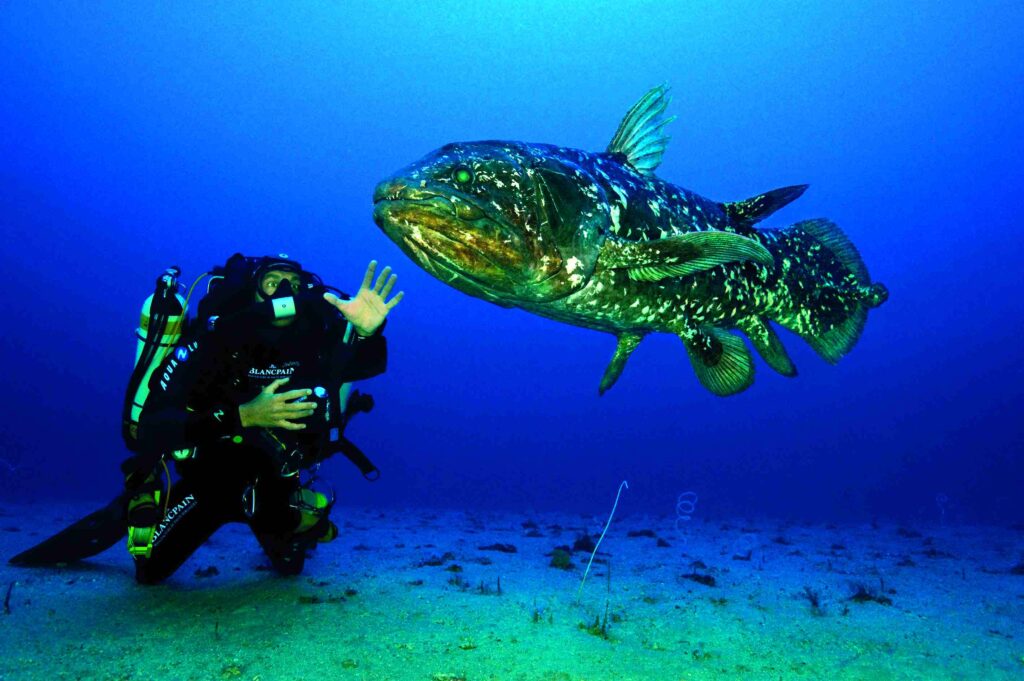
[125, 309, 386, 584]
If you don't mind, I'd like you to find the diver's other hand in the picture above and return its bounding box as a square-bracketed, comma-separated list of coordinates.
[238, 378, 316, 430]
[324, 260, 404, 336]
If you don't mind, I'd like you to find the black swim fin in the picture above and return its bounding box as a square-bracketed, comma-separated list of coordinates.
[8, 491, 129, 566]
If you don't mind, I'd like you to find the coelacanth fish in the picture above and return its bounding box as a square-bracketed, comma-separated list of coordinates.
[373, 86, 888, 396]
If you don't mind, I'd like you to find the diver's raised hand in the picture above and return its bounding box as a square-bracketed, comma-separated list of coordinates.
[324, 260, 404, 336]
[238, 378, 316, 430]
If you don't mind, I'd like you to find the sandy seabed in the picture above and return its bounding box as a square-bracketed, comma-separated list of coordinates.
[1, 501, 1021, 681]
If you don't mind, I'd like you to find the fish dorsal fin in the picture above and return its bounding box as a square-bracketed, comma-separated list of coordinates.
[599, 231, 774, 282]
[607, 85, 676, 176]
[724, 185, 809, 225]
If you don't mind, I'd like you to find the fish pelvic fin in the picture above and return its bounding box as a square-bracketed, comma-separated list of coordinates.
[598, 231, 774, 282]
[723, 184, 809, 226]
[775, 219, 888, 363]
[736, 316, 797, 377]
[606, 85, 676, 176]
[599, 332, 644, 395]
[681, 326, 755, 396]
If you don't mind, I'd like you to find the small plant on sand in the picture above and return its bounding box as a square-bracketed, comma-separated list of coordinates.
[530, 599, 546, 623]
[848, 581, 892, 606]
[476, 576, 502, 596]
[799, 586, 825, 616]
[447, 574, 470, 591]
[578, 603, 611, 640]
[549, 548, 573, 570]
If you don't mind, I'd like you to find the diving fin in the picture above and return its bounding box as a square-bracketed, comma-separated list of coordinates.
[8, 490, 129, 566]
[600, 231, 774, 282]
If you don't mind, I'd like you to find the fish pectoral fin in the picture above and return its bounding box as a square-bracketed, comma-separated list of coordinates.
[599, 332, 644, 395]
[600, 231, 774, 282]
[681, 326, 754, 396]
[723, 185, 809, 225]
[736, 316, 797, 377]
[606, 85, 675, 176]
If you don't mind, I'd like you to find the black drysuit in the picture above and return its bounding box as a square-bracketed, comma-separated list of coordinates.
[126, 309, 386, 584]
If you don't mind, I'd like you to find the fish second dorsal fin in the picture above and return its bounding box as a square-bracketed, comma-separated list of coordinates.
[607, 85, 676, 176]
[723, 185, 809, 225]
[599, 231, 774, 282]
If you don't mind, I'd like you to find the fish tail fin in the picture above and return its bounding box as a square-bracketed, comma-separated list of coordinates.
[772, 219, 888, 363]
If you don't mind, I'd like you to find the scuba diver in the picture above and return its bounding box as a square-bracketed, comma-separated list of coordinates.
[10, 254, 403, 584]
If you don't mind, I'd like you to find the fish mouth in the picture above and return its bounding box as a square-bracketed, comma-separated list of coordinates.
[392, 219, 511, 301]
[373, 179, 528, 300]
[372, 178, 497, 269]
[373, 179, 488, 221]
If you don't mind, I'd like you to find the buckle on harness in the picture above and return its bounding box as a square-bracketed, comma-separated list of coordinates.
[126, 479, 163, 559]
[127, 525, 157, 558]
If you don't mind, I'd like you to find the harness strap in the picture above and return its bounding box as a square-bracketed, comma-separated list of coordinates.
[328, 434, 379, 481]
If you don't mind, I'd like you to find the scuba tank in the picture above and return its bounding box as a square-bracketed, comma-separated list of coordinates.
[122, 267, 186, 447]
[121, 267, 185, 558]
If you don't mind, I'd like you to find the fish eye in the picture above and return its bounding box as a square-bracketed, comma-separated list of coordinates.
[453, 166, 473, 185]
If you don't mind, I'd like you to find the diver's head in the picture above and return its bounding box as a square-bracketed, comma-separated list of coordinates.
[252, 255, 311, 327]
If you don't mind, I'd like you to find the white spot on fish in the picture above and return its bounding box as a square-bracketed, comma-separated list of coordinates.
[566, 256, 582, 273]
[610, 205, 622, 232]
[610, 185, 629, 209]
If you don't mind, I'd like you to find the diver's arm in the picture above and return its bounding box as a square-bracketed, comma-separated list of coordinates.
[237, 378, 316, 429]
[136, 339, 244, 455]
[337, 331, 388, 382]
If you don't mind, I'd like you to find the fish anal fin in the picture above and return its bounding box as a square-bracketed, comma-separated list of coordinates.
[599, 332, 644, 395]
[600, 231, 774, 282]
[606, 85, 675, 176]
[736, 316, 796, 377]
[681, 327, 754, 396]
[724, 185, 809, 225]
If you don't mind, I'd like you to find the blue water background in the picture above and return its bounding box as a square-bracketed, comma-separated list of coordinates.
[1, 2, 1021, 524]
